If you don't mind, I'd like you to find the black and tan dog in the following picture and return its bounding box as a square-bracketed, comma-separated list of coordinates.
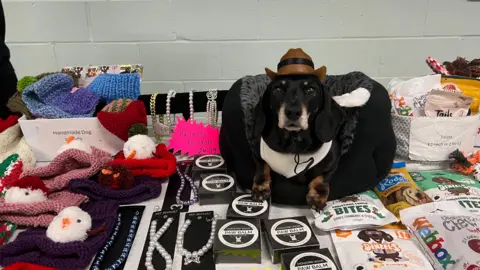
[251, 49, 346, 210]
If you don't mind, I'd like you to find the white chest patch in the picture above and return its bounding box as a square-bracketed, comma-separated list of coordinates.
[260, 138, 332, 178]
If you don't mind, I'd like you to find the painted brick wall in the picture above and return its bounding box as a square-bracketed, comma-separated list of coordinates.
[4, 0, 480, 96]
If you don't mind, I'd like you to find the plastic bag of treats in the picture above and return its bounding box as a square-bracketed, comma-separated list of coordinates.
[331, 227, 433, 270]
[410, 170, 480, 215]
[400, 201, 480, 270]
[374, 162, 432, 218]
[313, 190, 398, 231]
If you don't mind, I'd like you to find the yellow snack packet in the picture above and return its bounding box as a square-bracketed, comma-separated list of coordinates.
[441, 76, 480, 114]
[374, 162, 432, 218]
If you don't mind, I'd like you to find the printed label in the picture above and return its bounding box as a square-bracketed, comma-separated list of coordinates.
[289, 252, 337, 270]
[218, 220, 259, 249]
[195, 155, 225, 170]
[271, 219, 311, 247]
[376, 174, 410, 193]
[232, 194, 268, 217]
[201, 174, 234, 192]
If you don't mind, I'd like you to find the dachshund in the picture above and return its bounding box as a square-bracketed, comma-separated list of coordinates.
[357, 229, 402, 262]
[251, 69, 345, 211]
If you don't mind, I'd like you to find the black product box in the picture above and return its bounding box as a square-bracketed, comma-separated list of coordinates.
[226, 192, 270, 220]
[198, 172, 236, 205]
[192, 154, 227, 180]
[213, 219, 262, 264]
[263, 216, 320, 264]
[282, 248, 339, 270]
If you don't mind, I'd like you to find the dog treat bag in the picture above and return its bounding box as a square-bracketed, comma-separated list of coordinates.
[374, 162, 432, 218]
[410, 170, 480, 215]
[331, 228, 433, 270]
[400, 201, 480, 270]
[424, 90, 472, 117]
[313, 190, 398, 231]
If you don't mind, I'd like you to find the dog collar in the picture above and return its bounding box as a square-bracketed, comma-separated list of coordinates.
[260, 138, 332, 178]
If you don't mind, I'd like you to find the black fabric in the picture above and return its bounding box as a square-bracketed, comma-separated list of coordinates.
[277, 58, 314, 70]
[0, 1, 17, 119]
[220, 76, 396, 205]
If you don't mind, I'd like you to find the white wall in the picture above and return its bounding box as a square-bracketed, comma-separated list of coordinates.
[4, 0, 480, 94]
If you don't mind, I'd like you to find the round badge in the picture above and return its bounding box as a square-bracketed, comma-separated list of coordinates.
[201, 174, 235, 192]
[270, 219, 311, 247]
[195, 155, 224, 169]
[232, 194, 268, 217]
[218, 220, 259, 249]
[290, 252, 337, 270]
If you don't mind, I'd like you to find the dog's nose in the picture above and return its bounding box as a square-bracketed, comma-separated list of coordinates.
[285, 107, 302, 120]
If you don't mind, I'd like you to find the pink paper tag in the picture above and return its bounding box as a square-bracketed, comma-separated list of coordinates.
[71, 87, 80, 93]
[168, 118, 220, 156]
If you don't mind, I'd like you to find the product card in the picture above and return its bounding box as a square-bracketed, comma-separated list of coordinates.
[214, 219, 262, 264]
[282, 248, 338, 270]
[90, 206, 145, 270]
[181, 211, 216, 270]
[162, 163, 192, 212]
[198, 172, 236, 205]
[226, 193, 270, 219]
[137, 210, 180, 270]
[264, 216, 319, 264]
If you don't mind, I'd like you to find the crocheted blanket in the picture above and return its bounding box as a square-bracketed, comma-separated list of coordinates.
[239, 72, 374, 155]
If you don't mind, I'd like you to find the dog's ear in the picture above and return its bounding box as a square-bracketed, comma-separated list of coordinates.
[357, 230, 370, 242]
[382, 231, 394, 242]
[253, 97, 266, 139]
[314, 89, 345, 142]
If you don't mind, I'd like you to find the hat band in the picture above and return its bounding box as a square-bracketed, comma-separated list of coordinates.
[277, 58, 314, 70]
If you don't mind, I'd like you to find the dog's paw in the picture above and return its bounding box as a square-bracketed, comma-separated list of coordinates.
[306, 190, 327, 212]
[251, 182, 271, 202]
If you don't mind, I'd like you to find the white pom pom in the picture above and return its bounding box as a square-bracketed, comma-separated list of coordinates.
[4, 187, 48, 204]
[46, 206, 92, 243]
[58, 139, 92, 155]
[123, 135, 156, 160]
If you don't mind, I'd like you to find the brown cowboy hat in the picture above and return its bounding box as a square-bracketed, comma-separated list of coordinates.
[265, 48, 327, 81]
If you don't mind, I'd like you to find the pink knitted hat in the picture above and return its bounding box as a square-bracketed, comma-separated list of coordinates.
[22, 147, 112, 192]
[0, 191, 87, 227]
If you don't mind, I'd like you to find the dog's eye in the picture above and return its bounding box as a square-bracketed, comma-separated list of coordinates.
[305, 87, 316, 97]
[273, 87, 284, 95]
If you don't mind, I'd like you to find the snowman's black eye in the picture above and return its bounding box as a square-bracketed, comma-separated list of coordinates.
[77, 219, 81, 223]
[25, 192, 29, 196]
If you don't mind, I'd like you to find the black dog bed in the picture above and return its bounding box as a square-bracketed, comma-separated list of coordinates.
[220, 72, 396, 205]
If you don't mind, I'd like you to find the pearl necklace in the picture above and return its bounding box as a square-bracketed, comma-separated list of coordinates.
[171, 164, 198, 210]
[189, 89, 195, 124]
[206, 89, 218, 127]
[92, 211, 140, 270]
[177, 216, 217, 265]
[166, 90, 177, 129]
[145, 218, 174, 270]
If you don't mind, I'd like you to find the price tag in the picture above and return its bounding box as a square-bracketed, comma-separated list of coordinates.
[168, 118, 220, 156]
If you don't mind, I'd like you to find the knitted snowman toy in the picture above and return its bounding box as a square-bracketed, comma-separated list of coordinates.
[3, 176, 49, 204]
[123, 134, 156, 160]
[46, 206, 92, 243]
[57, 136, 92, 155]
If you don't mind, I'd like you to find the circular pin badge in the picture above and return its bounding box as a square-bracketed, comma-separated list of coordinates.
[201, 174, 235, 192]
[195, 155, 225, 169]
[290, 252, 337, 270]
[271, 219, 311, 247]
[232, 194, 268, 217]
[218, 220, 259, 249]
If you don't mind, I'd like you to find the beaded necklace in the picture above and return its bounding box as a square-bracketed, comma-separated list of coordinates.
[171, 164, 198, 210]
[177, 215, 217, 265]
[91, 211, 140, 270]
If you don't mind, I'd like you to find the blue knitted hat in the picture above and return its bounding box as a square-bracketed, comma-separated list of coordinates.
[22, 74, 101, 119]
[87, 73, 141, 103]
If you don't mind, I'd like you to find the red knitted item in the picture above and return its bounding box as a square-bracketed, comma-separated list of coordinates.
[110, 144, 176, 178]
[97, 100, 147, 142]
[0, 158, 23, 193]
[0, 115, 19, 134]
[6, 176, 50, 195]
[3, 262, 58, 270]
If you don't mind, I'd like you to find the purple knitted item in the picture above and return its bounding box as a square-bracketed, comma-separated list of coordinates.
[0, 201, 119, 270]
[22, 73, 101, 119]
[68, 176, 163, 204]
[22, 147, 112, 192]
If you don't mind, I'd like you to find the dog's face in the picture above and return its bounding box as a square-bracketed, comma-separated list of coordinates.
[257, 74, 345, 147]
[269, 75, 321, 132]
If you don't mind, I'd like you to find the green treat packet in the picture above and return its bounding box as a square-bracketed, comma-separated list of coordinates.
[410, 170, 480, 214]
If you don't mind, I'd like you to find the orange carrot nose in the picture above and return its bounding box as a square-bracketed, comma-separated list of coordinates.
[126, 150, 136, 159]
[61, 217, 71, 229]
[66, 136, 75, 144]
[101, 169, 112, 175]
